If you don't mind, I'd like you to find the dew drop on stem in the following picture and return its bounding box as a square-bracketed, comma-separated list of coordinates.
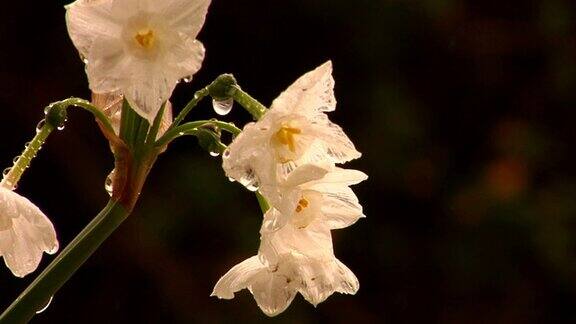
[212, 98, 233, 116]
[104, 169, 115, 196]
[35, 296, 53, 314]
[36, 119, 46, 133]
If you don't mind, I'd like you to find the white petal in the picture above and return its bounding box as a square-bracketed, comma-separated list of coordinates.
[320, 186, 365, 229]
[168, 39, 205, 80]
[124, 72, 177, 124]
[212, 255, 298, 317]
[160, 0, 212, 36]
[86, 35, 130, 93]
[298, 258, 359, 306]
[211, 256, 264, 299]
[312, 167, 368, 186]
[249, 268, 297, 317]
[259, 212, 334, 266]
[0, 188, 58, 277]
[284, 163, 330, 188]
[307, 114, 362, 163]
[271, 61, 336, 116]
[65, 0, 122, 57]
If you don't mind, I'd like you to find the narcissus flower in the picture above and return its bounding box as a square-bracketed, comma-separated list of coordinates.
[66, 0, 211, 123]
[0, 187, 58, 277]
[223, 61, 361, 189]
[213, 195, 361, 316]
[212, 254, 359, 317]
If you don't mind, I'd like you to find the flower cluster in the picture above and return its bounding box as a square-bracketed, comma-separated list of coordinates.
[212, 62, 367, 316]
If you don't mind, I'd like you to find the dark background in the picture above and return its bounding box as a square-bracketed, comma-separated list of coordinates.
[0, 0, 576, 323]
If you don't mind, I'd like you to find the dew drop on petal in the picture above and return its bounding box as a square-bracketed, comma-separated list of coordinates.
[238, 168, 260, 191]
[222, 148, 231, 159]
[36, 296, 53, 314]
[36, 119, 46, 133]
[182, 75, 193, 83]
[212, 98, 234, 116]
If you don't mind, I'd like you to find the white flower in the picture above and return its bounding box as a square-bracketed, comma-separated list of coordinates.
[66, 0, 211, 123]
[213, 208, 359, 316]
[259, 164, 368, 232]
[223, 61, 361, 189]
[0, 187, 58, 277]
[211, 254, 359, 317]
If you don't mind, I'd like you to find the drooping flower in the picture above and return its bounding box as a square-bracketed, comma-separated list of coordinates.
[223, 61, 361, 190]
[213, 203, 361, 316]
[0, 187, 58, 277]
[212, 253, 359, 317]
[66, 0, 211, 123]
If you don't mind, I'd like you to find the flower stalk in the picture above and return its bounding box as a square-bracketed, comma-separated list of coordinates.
[0, 200, 129, 323]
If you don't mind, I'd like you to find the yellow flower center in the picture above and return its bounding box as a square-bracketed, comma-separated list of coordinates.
[134, 28, 155, 49]
[295, 198, 309, 213]
[274, 126, 301, 153]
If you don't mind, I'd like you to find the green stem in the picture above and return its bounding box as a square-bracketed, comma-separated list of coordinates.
[155, 120, 241, 148]
[59, 98, 115, 134]
[171, 87, 209, 128]
[1, 124, 54, 190]
[231, 85, 267, 120]
[0, 200, 130, 323]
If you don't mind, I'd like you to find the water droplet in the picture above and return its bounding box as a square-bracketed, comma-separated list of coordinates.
[227, 177, 236, 183]
[212, 98, 234, 116]
[36, 119, 46, 132]
[24, 141, 31, 149]
[104, 169, 115, 196]
[182, 75, 193, 83]
[238, 168, 260, 191]
[12, 156, 20, 164]
[36, 296, 53, 314]
[209, 151, 220, 157]
[178, 131, 185, 136]
[57, 123, 66, 131]
[222, 148, 231, 159]
[246, 182, 259, 192]
[43, 104, 53, 115]
[2, 168, 11, 177]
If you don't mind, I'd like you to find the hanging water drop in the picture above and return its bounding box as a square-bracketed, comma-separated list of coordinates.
[209, 150, 220, 157]
[36, 296, 53, 314]
[212, 98, 234, 116]
[2, 167, 11, 176]
[104, 169, 115, 196]
[182, 75, 193, 83]
[24, 141, 31, 149]
[36, 119, 46, 132]
[12, 156, 20, 164]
